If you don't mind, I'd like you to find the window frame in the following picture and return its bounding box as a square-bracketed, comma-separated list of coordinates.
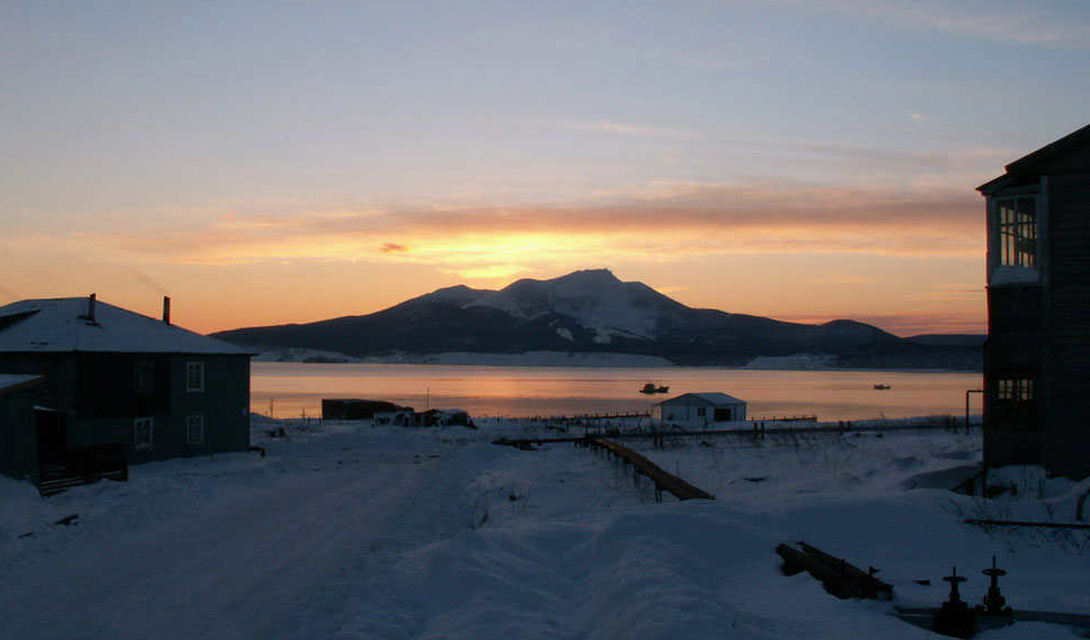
[997, 196, 1038, 269]
[186, 361, 205, 393]
[185, 414, 205, 445]
[134, 417, 154, 450]
[134, 360, 155, 393]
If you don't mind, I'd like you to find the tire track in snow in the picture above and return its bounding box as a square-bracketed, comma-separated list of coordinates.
[0, 458, 436, 640]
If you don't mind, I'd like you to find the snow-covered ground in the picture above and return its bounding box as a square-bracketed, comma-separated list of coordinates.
[2, 417, 1088, 639]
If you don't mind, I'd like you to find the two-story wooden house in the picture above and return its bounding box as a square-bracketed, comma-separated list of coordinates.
[978, 123, 1090, 478]
[0, 294, 252, 483]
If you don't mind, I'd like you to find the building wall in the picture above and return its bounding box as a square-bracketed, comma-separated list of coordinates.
[0, 351, 250, 467]
[0, 353, 80, 412]
[983, 168, 1090, 477]
[1042, 173, 1090, 477]
[655, 398, 745, 426]
[0, 388, 38, 480]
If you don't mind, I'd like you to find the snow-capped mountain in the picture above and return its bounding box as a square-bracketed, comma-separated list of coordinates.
[212, 269, 981, 368]
[464, 269, 688, 343]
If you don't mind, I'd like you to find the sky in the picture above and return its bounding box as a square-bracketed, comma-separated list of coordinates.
[1, 0, 1088, 336]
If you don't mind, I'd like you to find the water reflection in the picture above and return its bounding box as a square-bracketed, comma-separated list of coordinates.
[251, 363, 982, 422]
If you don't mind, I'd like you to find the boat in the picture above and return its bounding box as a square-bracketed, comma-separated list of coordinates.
[874, 384, 891, 390]
[640, 383, 669, 394]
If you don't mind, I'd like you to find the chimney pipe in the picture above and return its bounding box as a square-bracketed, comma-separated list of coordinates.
[163, 296, 171, 325]
[85, 293, 96, 322]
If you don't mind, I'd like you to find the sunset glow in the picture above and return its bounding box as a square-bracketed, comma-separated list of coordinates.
[2, 1, 1087, 335]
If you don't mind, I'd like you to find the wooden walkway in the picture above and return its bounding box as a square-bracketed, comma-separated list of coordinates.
[578, 437, 715, 502]
[492, 418, 976, 450]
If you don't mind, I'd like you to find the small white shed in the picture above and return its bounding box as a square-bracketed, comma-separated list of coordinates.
[652, 392, 747, 427]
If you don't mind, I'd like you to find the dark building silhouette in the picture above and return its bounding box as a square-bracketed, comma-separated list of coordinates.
[0, 295, 252, 483]
[978, 123, 1090, 478]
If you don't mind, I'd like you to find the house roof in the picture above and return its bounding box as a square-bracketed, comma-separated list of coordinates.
[656, 392, 746, 407]
[978, 123, 1090, 194]
[0, 374, 43, 395]
[0, 297, 252, 355]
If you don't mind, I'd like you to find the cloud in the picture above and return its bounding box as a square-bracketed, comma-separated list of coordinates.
[503, 117, 698, 141]
[908, 113, 928, 123]
[808, 275, 876, 285]
[776, 0, 1090, 48]
[65, 180, 986, 276]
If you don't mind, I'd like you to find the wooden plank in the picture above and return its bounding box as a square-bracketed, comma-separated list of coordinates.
[776, 542, 892, 600]
[590, 437, 715, 501]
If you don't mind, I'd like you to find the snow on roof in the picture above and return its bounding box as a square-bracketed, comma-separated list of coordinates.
[0, 298, 252, 355]
[0, 374, 43, 394]
[656, 392, 746, 406]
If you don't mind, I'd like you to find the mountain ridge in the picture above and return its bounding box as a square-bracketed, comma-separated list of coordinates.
[213, 269, 981, 369]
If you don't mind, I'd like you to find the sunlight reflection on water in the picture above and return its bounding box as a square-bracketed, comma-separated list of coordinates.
[251, 363, 982, 421]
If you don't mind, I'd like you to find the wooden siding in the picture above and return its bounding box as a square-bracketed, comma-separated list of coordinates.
[0, 388, 38, 480]
[983, 127, 1090, 477]
[1042, 174, 1090, 477]
[0, 351, 250, 466]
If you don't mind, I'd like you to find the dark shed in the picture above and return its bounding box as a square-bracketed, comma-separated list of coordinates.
[322, 399, 413, 420]
[978, 123, 1090, 478]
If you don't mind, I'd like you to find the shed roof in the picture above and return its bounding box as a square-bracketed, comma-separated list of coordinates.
[656, 392, 746, 407]
[0, 298, 252, 355]
[0, 374, 43, 395]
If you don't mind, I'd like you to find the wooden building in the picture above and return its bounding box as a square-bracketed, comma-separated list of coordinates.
[0, 374, 44, 480]
[652, 392, 747, 428]
[978, 123, 1090, 478]
[0, 295, 252, 481]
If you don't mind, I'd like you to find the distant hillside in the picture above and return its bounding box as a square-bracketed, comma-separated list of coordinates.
[907, 334, 987, 348]
[214, 269, 982, 369]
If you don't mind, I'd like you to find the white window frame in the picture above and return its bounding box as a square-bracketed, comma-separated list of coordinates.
[185, 414, 205, 445]
[186, 361, 205, 392]
[988, 188, 1044, 286]
[134, 417, 154, 450]
[134, 360, 154, 393]
[997, 196, 1038, 269]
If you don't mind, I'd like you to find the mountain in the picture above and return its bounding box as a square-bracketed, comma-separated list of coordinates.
[213, 269, 982, 369]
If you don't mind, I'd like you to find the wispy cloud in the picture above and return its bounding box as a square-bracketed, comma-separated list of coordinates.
[503, 116, 699, 141]
[777, 0, 1090, 48]
[59, 181, 985, 279]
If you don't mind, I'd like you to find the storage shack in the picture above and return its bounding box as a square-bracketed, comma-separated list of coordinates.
[652, 392, 747, 428]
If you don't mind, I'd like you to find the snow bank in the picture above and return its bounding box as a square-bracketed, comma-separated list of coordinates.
[3, 417, 1088, 639]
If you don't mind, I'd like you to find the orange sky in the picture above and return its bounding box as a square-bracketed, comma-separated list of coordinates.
[0, 181, 988, 336]
[3, 1, 1084, 338]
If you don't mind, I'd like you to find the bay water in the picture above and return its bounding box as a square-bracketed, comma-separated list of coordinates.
[251, 362, 982, 422]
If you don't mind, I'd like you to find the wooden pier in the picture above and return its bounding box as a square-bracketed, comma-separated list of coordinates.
[578, 436, 715, 502]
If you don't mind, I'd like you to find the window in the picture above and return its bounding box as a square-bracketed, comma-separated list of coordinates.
[696, 407, 706, 417]
[185, 414, 205, 445]
[186, 361, 205, 392]
[134, 417, 154, 449]
[996, 378, 1036, 421]
[998, 378, 1035, 402]
[998, 197, 1037, 268]
[134, 361, 154, 393]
